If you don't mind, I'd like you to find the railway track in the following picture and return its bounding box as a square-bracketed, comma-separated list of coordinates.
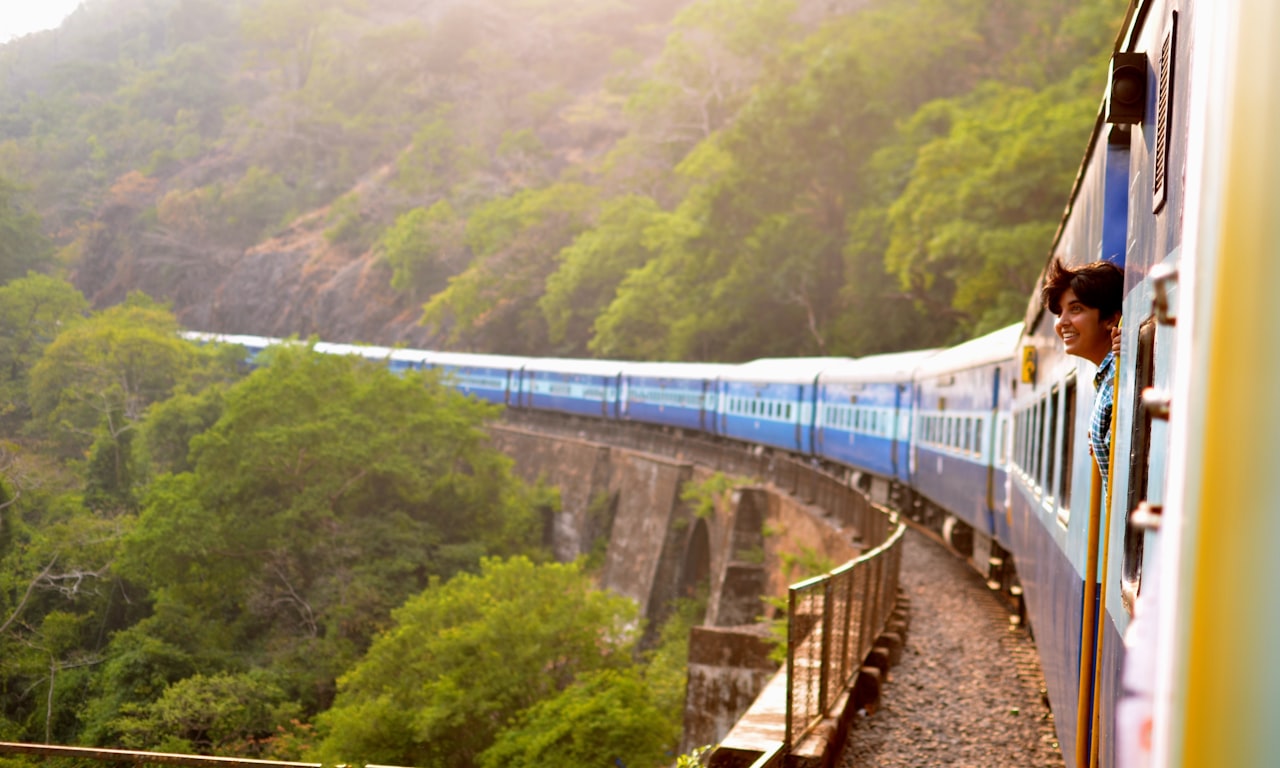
[839, 527, 1062, 767]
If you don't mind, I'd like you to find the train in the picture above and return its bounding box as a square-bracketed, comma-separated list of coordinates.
[185, 0, 1280, 765]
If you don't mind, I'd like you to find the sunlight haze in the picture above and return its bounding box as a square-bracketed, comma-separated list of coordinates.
[1, 1, 83, 42]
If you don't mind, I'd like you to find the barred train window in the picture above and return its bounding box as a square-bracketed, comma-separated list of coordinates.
[1046, 386, 1060, 505]
[1059, 377, 1076, 512]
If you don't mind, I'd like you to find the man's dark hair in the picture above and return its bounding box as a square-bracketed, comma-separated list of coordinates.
[1041, 257, 1124, 318]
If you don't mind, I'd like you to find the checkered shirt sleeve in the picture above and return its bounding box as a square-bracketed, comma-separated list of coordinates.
[1090, 351, 1117, 492]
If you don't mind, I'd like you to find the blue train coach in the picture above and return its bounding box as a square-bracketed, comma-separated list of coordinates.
[425, 351, 530, 406]
[716, 358, 845, 455]
[518, 358, 625, 418]
[910, 324, 1020, 545]
[619, 361, 730, 434]
[814, 349, 939, 487]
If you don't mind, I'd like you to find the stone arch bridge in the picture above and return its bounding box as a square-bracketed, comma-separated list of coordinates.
[488, 412, 893, 759]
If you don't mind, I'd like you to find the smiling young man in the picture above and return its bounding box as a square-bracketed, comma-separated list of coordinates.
[1041, 256, 1125, 494]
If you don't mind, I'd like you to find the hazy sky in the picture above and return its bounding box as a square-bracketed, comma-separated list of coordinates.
[0, 1, 83, 43]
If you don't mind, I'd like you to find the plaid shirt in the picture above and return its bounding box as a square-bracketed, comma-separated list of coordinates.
[1090, 351, 1117, 494]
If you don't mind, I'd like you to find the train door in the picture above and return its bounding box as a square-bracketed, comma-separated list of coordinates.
[985, 367, 1002, 518]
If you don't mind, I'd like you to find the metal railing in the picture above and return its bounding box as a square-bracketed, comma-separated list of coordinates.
[0, 742, 319, 767]
[0, 742, 416, 768]
[785, 512, 905, 746]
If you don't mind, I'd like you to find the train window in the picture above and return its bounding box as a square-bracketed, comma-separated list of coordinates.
[1013, 412, 1022, 469]
[962, 417, 971, 452]
[974, 417, 983, 456]
[1153, 14, 1177, 213]
[1046, 386, 1060, 506]
[1124, 319, 1159, 604]
[999, 416, 1009, 464]
[1011, 413, 1020, 468]
[1029, 399, 1039, 488]
[786, 404, 792, 420]
[1059, 377, 1077, 513]
[1025, 409, 1033, 469]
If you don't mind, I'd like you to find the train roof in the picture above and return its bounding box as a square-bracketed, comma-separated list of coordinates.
[619, 361, 736, 380]
[312, 341, 398, 361]
[426, 351, 533, 369]
[719, 357, 854, 384]
[816, 349, 941, 384]
[521, 357, 629, 376]
[387, 347, 433, 364]
[181, 331, 286, 349]
[912, 324, 1023, 375]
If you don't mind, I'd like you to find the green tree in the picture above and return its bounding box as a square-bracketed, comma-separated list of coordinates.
[27, 294, 205, 462]
[117, 345, 545, 708]
[0, 177, 51, 284]
[136, 387, 226, 477]
[314, 557, 640, 768]
[378, 200, 466, 301]
[478, 668, 675, 768]
[0, 275, 89, 426]
[539, 195, 662, 356]
[112, 671, 302, 757]
[881, 72, 1100, 337]
[421, 183, 598, 353]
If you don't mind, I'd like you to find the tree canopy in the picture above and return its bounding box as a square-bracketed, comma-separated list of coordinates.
[0, 0, 1125, 357]
[315, 556, 650, 767]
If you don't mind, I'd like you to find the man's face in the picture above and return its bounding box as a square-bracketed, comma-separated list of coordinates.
[1054, 287, 1113, 364]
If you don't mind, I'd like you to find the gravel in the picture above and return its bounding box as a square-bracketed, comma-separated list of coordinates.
[839, 528, 1064, 768]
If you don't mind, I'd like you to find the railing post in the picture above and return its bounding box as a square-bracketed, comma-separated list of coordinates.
[819, 578, 834, 712]
[785, 586, 797, 747]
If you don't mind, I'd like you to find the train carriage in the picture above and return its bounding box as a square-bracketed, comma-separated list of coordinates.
[424, 351, 530, 406]
[716, 358, 844, 455]
[619, 361, 731, 433]
[910, 324, 1021, 546]
[518, 358, 626, 419]
[813, 350, 938, 487]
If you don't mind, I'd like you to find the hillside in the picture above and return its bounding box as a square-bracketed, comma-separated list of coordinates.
[0, 0, 1126, 358]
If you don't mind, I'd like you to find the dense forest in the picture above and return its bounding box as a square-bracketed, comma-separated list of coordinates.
[0, 0, 1127, 765]
[0, 0, 1125, 359]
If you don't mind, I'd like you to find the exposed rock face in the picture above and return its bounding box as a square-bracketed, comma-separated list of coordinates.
[74, 201, 442, 349]
[192, 218, 435, 347]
